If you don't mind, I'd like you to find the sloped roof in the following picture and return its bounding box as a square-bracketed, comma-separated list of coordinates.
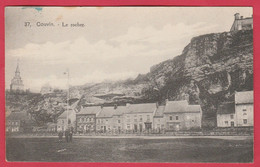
[77, 106, 101, 115]
[58, 109, 75, 119]
[97, 107, 116, 118]
[164, 100, 189, 113]
[127, 103, 156, 114]
[217, 102, 235, 114]
[113, 106, 129, 116]
[186, 105, 201, 112]
[6, 111, 30, 121]
[235, 91, 253, 104]
[154, 106, 165, 117]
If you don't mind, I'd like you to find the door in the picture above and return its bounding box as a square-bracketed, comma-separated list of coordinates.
[231, 121, 234, 127]
[144, 122, 152, 130]
[134, 124, 138, 132]
[139, 124, 143, 132]
[104, 126, 106, 133]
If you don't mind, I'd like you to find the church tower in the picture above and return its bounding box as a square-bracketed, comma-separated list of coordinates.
[10, 59, 24, 91]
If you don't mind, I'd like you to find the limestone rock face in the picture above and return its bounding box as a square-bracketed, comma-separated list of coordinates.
[144, 30, 253, 127]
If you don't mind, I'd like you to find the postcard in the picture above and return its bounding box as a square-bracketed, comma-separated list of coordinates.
[4, 6, 253, 163]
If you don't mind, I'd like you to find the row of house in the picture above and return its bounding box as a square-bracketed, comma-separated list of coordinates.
[57, 99, 202, 133]
[6, 91, 253, 133]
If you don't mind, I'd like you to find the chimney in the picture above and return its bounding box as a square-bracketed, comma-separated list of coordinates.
[114, 104, 118, 109]
[240, 16, 243, 19]
[234, 13, 240, 20]
[156, 102, 159, 108]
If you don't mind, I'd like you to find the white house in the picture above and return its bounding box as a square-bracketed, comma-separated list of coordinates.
[217, 91, 253, 127]
[235, 91, 253, 127]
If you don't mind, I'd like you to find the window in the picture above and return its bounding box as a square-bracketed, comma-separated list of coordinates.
[243, 113, 247, 116]
[118, 120, 120, 123]
[243, 119, 247, 124]
[139, 115, 143, 121]
[243, 109, 247, 111]
[225, 121, 228, 125]
[170, 116, 172, 120]
[192, 120, 195, 122]
[147, 115, 150, 121]
[127, 124, 130, 129]
[176, 116, 179, 120]
[230, 115, 234, 119]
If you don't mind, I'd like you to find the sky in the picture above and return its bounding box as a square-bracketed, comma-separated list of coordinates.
[5, 7, 253, 92]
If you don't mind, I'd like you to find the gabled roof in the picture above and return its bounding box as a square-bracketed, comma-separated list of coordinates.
[113, 106, 128, 116]
[58, 109, 75, 119]
[217, 102, 235, 115]
[154, 106, 165, 117]
[77, 106, 101, 115]
[235, 91, 253, 104]
[97, 107, 116, 118]
[127, 103, 156, 114]
[186, 105, 201, 112]
[6, 111, 30, 121]
[164, 100, 189, 113]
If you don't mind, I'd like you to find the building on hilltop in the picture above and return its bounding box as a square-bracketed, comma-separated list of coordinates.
[10, 60, 24, 92]
[230, 13, 253, 31]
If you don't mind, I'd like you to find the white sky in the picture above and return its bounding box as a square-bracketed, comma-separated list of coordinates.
[5, 7, 252, 92]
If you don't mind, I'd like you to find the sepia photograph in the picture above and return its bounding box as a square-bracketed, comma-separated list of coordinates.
[5, 7, 253, 163]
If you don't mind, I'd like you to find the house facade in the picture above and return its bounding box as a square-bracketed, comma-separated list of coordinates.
[217, 91, 253, 128]
[153, 105, 165, 131]
[96, 106, 115, 133]
[124, 103, 157, 132]
[111, 106, 128, 133]
[217, 102, 236, 127]
[6, 111, 32, 132]
[164, 100, 202, 131]
[76, 106, 100, 133]
[57, 109, 76, 132]
[235, 91, 253, 127]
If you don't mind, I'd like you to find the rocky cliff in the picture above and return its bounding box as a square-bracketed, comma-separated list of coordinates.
[145, 30, 253, 127]
[75, 30, 253, 127]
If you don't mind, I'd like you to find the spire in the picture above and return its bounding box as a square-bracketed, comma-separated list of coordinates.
[15, 59, 20, 75]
